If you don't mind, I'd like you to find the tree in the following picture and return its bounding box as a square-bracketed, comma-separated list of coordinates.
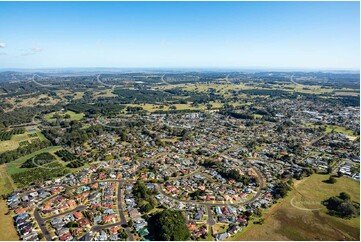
[328, 176, 337, 184]
[140, 202, 154, 213]
[327, 165, 333, 174]
[38, 233, 44, 240]
[128, 220, 134, 228]
[339, 192, 351, 201]
[148, 209, 190, 241]
[273, 182, 291, 199]
[119, 229, 128, 240]
[323, 192, 359, 219]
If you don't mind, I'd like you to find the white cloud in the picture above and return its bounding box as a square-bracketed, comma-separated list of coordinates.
[20, 46, 44, 56]
[0, 43, 6, 48]
[31, 47, 43, 52]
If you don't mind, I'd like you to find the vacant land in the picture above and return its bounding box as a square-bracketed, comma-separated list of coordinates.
[0, 165, 16, 195]
[325, 125, 355, 136]
[333, 91, 360, 97]
[7, 146, 61, 175]
[93, 89, 117, 98]
[6, 145, 84, 181]
[5, 94, 59, 111]
[0, 127, 46, 153]
[0, 199, 19, 240]
[228, 174, 360, 241]
[43, 110, 84, 121]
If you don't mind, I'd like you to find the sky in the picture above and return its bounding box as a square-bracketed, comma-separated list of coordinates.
[0, 1, 359, 70]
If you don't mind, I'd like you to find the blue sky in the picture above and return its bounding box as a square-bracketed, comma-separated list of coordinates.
[0, 1, 359, 70]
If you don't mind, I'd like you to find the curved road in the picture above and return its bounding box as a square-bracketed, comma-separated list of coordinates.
[33, 180, 136, 241]
[34, 205, 87, 241]
[155, 166, 264, 207]
[32, 161, 265, 236]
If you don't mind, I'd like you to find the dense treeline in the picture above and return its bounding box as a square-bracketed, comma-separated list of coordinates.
[55, 149, 76, 161]
[113, 89, 174, 103]
[133, 181, 157, 213]
[239, 89, 291, 97]
[273, 182, 292, 199]
[11, 162, 69, 187]
[220, 110, 254, 120]
[66, 103, 126, 116]
[0, 128, 25, 140]
[0, 105, 62, 127]
[44, 121, 113, 146]
[153, 109, 201, 114]
[66, 160, 84, 168]
[323, 192, 360, 219]
[337, 96, 360, 107]
[21, 152, 56, 168]
[201, 160, 258, 185]
[43, 119, 137, 147]
[218, 168, 258, 185]
[0, 140, 51, 164]
[148, 209, 190, 241]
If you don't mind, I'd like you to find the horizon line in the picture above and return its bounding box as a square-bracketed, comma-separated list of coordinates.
[0, 67, 359, 73]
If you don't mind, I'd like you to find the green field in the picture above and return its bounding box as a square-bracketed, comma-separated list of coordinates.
[7, 146, 62, 175]
[7, 145, 87, 177]
[325, 125, 355, 136]
[0, 127, 46, 153]
[0, 165, 17, 195]
[127, 100, 243, 113]
[43, 110, 84, 121]
[228, 174, 360, 241]
[0, 199, 19, 240]
[303, 123, 356, 137]
[127, 102, 206, 112]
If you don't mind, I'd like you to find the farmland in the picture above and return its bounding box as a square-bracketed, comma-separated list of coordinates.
[0, 127, 46, 153]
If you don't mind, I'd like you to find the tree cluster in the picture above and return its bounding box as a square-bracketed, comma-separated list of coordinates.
[323, 192, 360, 219]
[148, 209, 190, 241]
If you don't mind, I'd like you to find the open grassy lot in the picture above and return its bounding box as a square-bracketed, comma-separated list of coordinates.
[333, 91, 360, 96]
[43, 110, 84, 121]
[6, 94, 60, 111]
[325, 125, 355, 136]
[158, 82, 352, 97]
[212, 223, 228, 235]
[127, 101, 242, 113]
[53, 90, 84, 101]
[277, 83, 335, 95]
[0, 127, 46, 153]
[303, 123, 356, 137]
[228, 174, 360, 241]
[7, 145, 87, 177]
[127, 102, 208, 112]
[0, 199, 19, 240]
[93, 89, 117, 98]
[159, 82, 254, 98]
[0, 165, 17, 195]
[7, 146, 61, 175]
